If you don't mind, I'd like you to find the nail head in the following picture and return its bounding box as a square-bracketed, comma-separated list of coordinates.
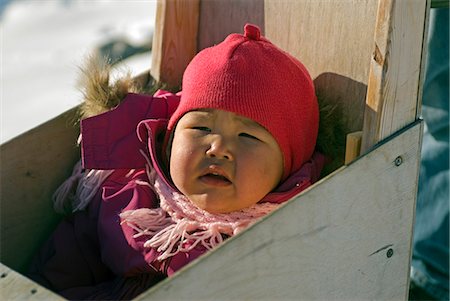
[386, 248, 394, 258]
[394, 156, 403, 166]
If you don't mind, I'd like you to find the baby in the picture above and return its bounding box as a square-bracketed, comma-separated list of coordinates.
[29, 23, 323, 300]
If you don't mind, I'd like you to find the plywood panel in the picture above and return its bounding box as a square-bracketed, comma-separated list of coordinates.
[0, 263, 64, 300]
[151, 0, 200, 88]
[0, 108, 80, 273]
[265, 0, 378, 133]
[345, 131, 362, 164]
[139, 121, 423, 300]
[198, 0, 264, 50]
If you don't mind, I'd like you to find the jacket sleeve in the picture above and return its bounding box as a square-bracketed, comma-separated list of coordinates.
[81, 91, 180, 170]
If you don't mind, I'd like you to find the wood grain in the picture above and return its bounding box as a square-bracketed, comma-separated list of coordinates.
[151, 0, 200, 88]
[265, 0, 378, 133]
[0, 108, 80, 273]
[0, 263, 65, 300]
[345, 131, 363, 164]
[361, 0, 429, 152]
[198, 0, 264, 50]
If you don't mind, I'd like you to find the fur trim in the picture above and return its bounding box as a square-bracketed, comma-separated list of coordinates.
[316, 95, 346, 176]
[77, 55, 170, 120]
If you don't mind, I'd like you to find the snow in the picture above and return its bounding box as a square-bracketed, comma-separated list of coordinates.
[1, 0, 156, 143]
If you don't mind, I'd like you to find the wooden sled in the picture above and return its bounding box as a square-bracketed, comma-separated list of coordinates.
[0, 0, 431, 299]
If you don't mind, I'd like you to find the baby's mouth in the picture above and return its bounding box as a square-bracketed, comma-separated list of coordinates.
[199, 168, 232, 187]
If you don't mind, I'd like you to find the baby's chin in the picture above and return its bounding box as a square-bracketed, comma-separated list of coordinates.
[187, 195, 228, 214]
[187, 194, 258, 214]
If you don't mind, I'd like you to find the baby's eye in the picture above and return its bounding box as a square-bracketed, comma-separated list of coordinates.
[239, 132, 260, 141]
[192, 126, 211, 132]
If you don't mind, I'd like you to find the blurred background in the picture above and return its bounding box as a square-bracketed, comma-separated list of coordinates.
[1, 0, 156, 143]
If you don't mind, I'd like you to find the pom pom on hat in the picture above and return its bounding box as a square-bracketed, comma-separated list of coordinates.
[168, 23, 319, 180]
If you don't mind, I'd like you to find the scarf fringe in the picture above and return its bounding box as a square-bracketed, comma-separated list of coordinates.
[53, 160, 114, 213]
[53, 160, 84, 213]
[144, 220, 227, 260]
[121, 206, 245, 261]
[74, 169, 114, 211]
[120, 208, 174, 237]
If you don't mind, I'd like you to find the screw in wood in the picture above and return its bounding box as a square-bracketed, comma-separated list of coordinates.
[386, 248, 394, 258]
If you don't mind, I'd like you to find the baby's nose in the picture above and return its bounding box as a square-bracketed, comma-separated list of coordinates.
[206, 136, 234, 160]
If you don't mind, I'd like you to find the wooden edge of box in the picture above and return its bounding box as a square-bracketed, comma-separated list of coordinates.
[1, 106, 80, 272]
[0, 263, 65, 300]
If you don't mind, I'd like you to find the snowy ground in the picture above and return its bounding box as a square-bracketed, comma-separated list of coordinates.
[1, 0, 156, 143]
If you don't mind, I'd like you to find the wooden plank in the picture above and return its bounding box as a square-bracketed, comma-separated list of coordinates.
[265, 0, 378, 133]
[361, 0, 429, 152]
[0, 108, 80, 273]
[345, 131, 362, 164]
[138, 121, 423, 300]
[0, 263, 65, 300]
[151, 0, 200, 88]
[198, 0, 264, 51]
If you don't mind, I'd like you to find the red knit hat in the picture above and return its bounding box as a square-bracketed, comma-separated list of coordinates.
[167, 24, 319, 180]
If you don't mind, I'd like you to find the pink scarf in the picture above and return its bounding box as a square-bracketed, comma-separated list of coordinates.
[120, 159, 280, 261]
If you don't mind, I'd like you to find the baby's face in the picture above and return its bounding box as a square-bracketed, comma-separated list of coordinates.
[169, 109, 283, 213]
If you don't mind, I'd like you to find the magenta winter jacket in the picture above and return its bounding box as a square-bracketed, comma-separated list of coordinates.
[28, 90, 325, 300]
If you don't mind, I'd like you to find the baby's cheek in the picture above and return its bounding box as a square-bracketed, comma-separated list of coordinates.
[242, 160, 268, 188]
[169, 152, 188, 184]
[260, 159, 282, 188]
[170, 145, 199, 190]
